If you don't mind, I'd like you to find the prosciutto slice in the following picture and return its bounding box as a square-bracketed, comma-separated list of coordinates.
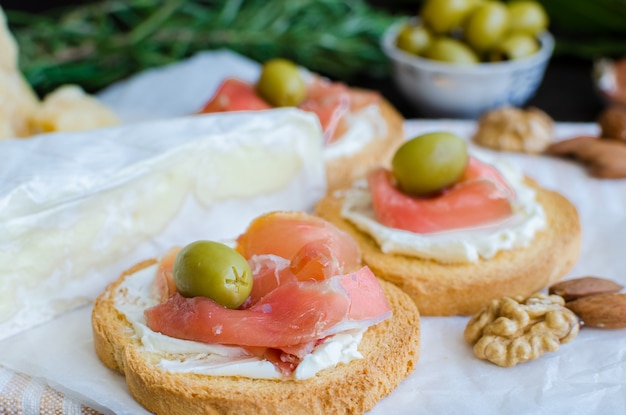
[368, 157, 515, 234]
[197, 76, 380, 144]
[144, 266, 391, 349]
[235, 211, 361, 278]
[198, 78, 271, 113]
[144, 211, 391, 375]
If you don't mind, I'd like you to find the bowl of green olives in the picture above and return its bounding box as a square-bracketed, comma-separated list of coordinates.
[381, 0, 554, 119]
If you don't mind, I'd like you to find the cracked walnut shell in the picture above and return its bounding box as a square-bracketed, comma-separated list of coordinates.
[472, 106, 554, 153]
[464, 293, 579, 367]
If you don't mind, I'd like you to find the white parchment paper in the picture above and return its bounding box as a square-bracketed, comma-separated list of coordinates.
[1, 50, 625, 415]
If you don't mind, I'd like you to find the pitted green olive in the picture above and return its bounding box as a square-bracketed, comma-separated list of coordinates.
[256, 58, 307, 107]
[392, 132, 468, 196]
[173, 240, 253, 309]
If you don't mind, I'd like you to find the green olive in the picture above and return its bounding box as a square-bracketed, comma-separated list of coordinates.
[173, 240, 253, 309]
[420, 0, 475, 34]
[396, 23, 433, 56]
[256, 58, 307, 107]
[490, 33, 540, 61]
[507, 1, 549, 36]
[463, 1, 509, 53]
[467, 0, 488, 8]
[422, 37, 479, 65]
[392, 132, 468, 196]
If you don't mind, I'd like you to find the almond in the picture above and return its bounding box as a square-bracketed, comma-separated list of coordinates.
[549, 276, 624, 301]
[598, 105, 626, 142]
[566, 293, 626, 329]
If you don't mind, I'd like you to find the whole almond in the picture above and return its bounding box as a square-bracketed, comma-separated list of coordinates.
[598, 105, 626, 142]
[549, 276, 624, 301]
[566, 293, 626, 329]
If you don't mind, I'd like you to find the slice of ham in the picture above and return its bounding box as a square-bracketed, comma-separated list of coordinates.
[198, 78, 271, 113]
[196, 76, 380, 144]
[145, 211, 390, 376]
[144, 266, 391, 349]
[300, 77, 381, 144]
[235, 211, 362, 277]
[298, 77, 351, 144]
[153, 247, 180, 302]
[151, 211, 363, 305]
[368, 157, 515, 234]
[242, 254, 295, 308]
[460, 157, 516, 195]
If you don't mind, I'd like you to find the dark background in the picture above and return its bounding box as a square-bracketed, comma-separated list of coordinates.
[1, 0, 607, 122]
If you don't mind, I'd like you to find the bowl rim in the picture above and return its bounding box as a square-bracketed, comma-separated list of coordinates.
[381, 18, 555, 75]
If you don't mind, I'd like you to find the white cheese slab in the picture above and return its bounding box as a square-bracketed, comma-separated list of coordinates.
[0, 108, 326, 340]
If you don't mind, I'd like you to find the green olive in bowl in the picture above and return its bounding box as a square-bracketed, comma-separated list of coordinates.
[396, 23, 433, 56]
[490, 33, 540, 61]
[507, 0, 549, 36]
[421, 0, 476, 34]
[422, 37, 480, 65]
[463, 1, 509, 53]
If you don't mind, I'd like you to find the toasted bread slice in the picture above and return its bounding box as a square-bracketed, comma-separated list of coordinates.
[316, 180, 581, 316]
[325, 97, 405, 193]
[92, 260, 420, 415]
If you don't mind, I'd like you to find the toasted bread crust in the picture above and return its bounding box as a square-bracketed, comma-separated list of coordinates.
[325, 98, 405, 193]
[92, 260, 420, 415]
[315, 180, 581, 316]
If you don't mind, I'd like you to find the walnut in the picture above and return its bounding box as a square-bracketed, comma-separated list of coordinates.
[464, 293, 579, 367]
[472, 106, 554, 153]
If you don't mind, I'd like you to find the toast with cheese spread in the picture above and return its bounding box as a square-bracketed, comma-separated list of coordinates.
[92, 259, 420, 415]
[316, 179, 581, 316]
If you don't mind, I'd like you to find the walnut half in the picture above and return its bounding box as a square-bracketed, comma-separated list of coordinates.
[464, 293, 579, 367]
[472, 106, 554, 153]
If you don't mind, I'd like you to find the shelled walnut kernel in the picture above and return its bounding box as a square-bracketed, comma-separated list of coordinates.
[472, 106, 554, 153]
[464, 293, 579, 367]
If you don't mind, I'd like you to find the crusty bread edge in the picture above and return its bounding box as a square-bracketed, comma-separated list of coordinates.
[325, 98, 405, 193]
[92, 259, 158, 374]
[316, 179, 582, 316]
[92, 260, 420, 415]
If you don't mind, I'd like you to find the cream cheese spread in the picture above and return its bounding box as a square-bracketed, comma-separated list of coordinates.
[341, 151, 547, 263]
[114, 263, 365, 380]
